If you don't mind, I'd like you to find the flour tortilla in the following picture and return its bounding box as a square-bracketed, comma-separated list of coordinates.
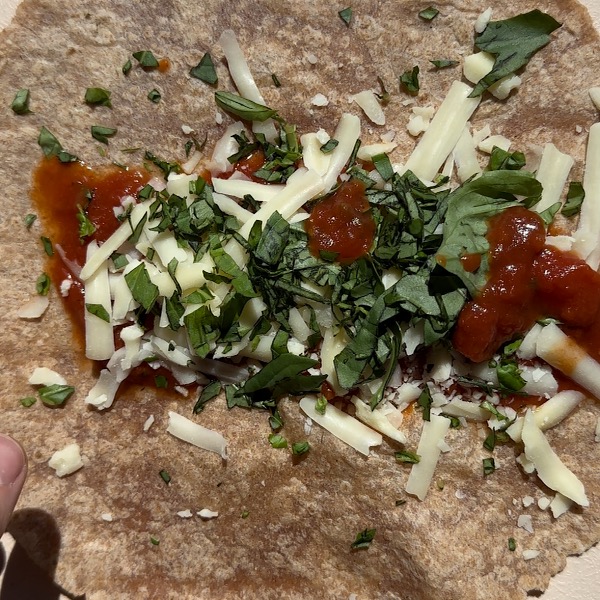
[1, 1, 600, 598]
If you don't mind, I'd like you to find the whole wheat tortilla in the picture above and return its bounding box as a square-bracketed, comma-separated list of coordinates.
[1, 1, 600, 598]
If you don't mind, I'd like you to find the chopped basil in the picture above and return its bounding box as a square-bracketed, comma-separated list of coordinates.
[488, 147, 526, 171]
[214, 91, 277, 122]
[419, 7, 439, 21]
[41, 236, 54, 257]
[124, 263, 159, 311]
[351, 528, 376, 549]
[133, 50, 159, 68]
[470, 10, 561, 97]
[320, 139, 339, 154]
[84, 87, 112, 108]
[11, 88, 32, 115]
[36, 272, 51, 296]
[194, 380, 222, 414]
[155, 375, 168, 389]
[20, 396, 37, 408]
[241, 510, 249, 519]
[562, 181, 585, 217]
[395, 499, 407, 507]
[375, 76, 390, 105]
[24, 213, 37, 229]
[269, 410, 284, 431]
[268, 433, 288, 448]
[144, 151, 181, 177]
[148, 88, 161, 103]
[111, 253, 129, 270]
[481, 400, 509, 421]
[150, 536, 160, 546]
[38, 384, 75, 406]
[400, 66, 420, 94]
[85, 303, 111, 323]
[416, 387, 432, 421]
[91, 125, 117, 144]
[77, 205, 96, 239]
[37, 127, 78, 162]
[430, 59, 458, 69]
[372, 152, 394, 182]
[315, 395, 328, 415]
[271, 73, 281, 87]
[482, 457, 496, 477]
[189, 53, 218, 84]
[496, 358, 526, 392]
[122, 58, 132, 75]
[159, 469, 171, 484]
[291, 441, 310, 456]
[338, 7, 352, 26]
[395, 450, 421, 464]
[508, 537, 516, 551]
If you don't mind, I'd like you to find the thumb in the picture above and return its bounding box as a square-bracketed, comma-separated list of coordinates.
[0, 434, 27, 533]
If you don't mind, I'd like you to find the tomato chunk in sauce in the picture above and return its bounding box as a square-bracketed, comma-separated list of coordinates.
[453, 205, 600, 363]
[306, 179, 375, 263]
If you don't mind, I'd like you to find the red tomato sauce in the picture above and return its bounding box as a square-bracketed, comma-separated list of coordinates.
[452, 206, 600, 365]
[31, 157, 150, 337]
[305, 179, 375, 263]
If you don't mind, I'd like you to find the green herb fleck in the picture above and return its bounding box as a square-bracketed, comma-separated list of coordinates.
[84, 87, 112, 108]
[508, 537, 516, 551]
[395, 450, 421, 464]
[430, 59, 458, 69]
[159, 469, 171, 484]
[315, 395, 328, 415]
[372, 152, 394, 182]
[483, 457, 496, 477]
[268, 433, 288, 449]
[400, 65, 420, 95]
[11, 88, 32, 115]
[20, 396, 37, 408]
[77, 205, 96, 239]
[24, 213, 37, 229]
[351, 528, 376, 549]
[122, 59, 132, 75]
[155, 375, 168, 389]
[214, 91, 277, 122]
[37, 127, 78, 162]
[124, 263, 159, 311]
[562, 181, 584, 218]
[338, 7, 352, 26]
[194, 380, 222, 414]
[38, 384, 75, 407]
[150, 536, 160, 546]
[148, 89, 161, 103]
[190, 53, 218, 84]
[36, 273, 51, 296]
[41, 236, 54, 257]
[85, 303, 111, 322]
[91, 125, 117, 145]
[291, 441, 310, 456]
[419, 7, 439, 21]
[133, 50, 159, 68]
[271, 73, 281, 87]
[241, 510, 250, 519]
[395, 499, 407, 507]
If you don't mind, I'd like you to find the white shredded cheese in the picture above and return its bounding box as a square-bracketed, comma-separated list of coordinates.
[166, 411, 228, 459]
[48, 443, 84, 477]
[29, 367, 67, 386]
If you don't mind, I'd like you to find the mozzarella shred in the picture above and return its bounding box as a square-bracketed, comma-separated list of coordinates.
[321, 113, 361, 192]
[299, 396, 383, 456]
[453, 126, 481, 183]
[404, 81, 480, 182]
[573, 122, 600, 268]
[166, 411, 228, 460]
[535, 323, 600, 400]
[350, 396, 407, 444]
[534, 143, 574, 213]
[506, 390, 585, 443]
[521, 409, 589, 507]
[29, 366, 67, 386]
[405, 414, 451, 501]
[48, 443, 84, 477]
[351, 90, 386, 125]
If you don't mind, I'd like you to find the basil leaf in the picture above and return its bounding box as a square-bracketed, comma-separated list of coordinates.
[36, 273, 51, 296]
[39, 384, 75, 406]
[395, 450, 420, 464]
[91, 125, 117, 144]
[268, 433, 288, 449]
[562, 181, 584, 217]
[84, 87, 112, 107]
[24, 213, 37, 229]
[372, 152, 394, 182]
[11, 88, 32, 115]
[155, 375, 168, 389]
[338, 7, 352, 26]
[291, 441, 310, 455]
[41, 236, 54, 256]
[214, 91, 277, 122]
[496, 358, 526, 392]
[430, 59, 458, 69]
[482, 457, 496, 477]
[148, 89, 161, 103]
[77, 205, 96, 239]
[37, 127, 78, 162]
[351, 528, 376, 549]
[315, 395, 328, 415]
[487, 147, 526, 171]
[271, 73, 281, 88]
[124, 263, 159, 311]
[159, 469, 171, 484]
[508, 538, 517, 551]
[85, 303, 111, 323]
[122, 59, 132, 75]
[400, 65, 419, 95]
[419, 7, 439, 21]
[320, 139, 339, 154]
[470, 10, 561, 97]
[194, 380, 222, 414]
[417, 386, 432, 421]
[190, 53, 218, 84]
[133, 50, 159, 68]
[20, 396, 37, 408]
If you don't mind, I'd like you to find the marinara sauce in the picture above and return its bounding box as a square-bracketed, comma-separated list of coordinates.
[452, 205, 600, 365]
[306, 179, 375, 263]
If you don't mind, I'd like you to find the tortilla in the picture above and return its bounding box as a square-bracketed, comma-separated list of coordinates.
[1, 1, 600, 598]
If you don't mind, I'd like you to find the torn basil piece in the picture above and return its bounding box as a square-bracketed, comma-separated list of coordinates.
[482, 457, 496, 476]
[11, 88, 32, 115]
[37, 127, 78, 162]
[268, 433, 288, 449]
[419, 7, 439, 21]
[39, 384, 75, 407]
[400, 66, 420, 95]
[124, 263, 159, 311]
[291, 441, 309, 456]
[85, 303, 111, 323]
[351, 528, 376, 549]
[190, 53, 218, 84]
[430, 59, 458, 69]
[24, 213, 37, 229]
[84, 87, 112, 108]
[36, 273, 51, 296]
[148, 88, 161, 103]
[91, 125, 117, 144]
[338, 7, 352, 26]
[214, 91, 277, 122]
[561, 181, 584, 217]
[133, 50, 159, 68]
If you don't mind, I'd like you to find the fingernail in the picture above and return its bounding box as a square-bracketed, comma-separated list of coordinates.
[0, 434, 26, 486]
